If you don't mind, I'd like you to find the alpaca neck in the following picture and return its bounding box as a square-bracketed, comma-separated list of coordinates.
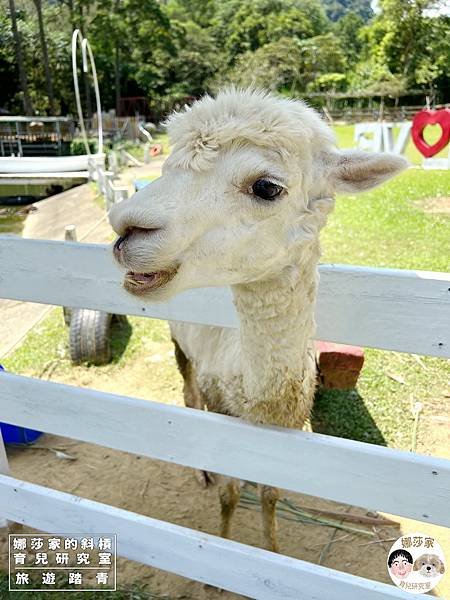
[231, 250, 319, 428]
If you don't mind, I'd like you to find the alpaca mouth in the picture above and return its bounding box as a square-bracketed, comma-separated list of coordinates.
[124, 268, 177, 295]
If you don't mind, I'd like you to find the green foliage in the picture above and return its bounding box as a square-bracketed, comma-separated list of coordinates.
[322, 0, 374, 22]
[0, 12, 18, 109]
[220, 32, 346, 93]
[356, 0, 450, 98]
[0, 0, 449, 116]
[211, 0, 328, 66]
[334, 11, 365, 65]
[308, 72, 347, 92]
[218, 37, 304, 91]
[70, 137, 98, 155]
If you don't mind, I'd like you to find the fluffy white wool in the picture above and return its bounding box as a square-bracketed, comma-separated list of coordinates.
[165, 88, 337, 171]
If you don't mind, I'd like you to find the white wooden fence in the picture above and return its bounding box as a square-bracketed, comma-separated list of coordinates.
[0, 234, 449, 599]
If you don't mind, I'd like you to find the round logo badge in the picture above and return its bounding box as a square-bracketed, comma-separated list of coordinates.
[387, 533, 446, 594]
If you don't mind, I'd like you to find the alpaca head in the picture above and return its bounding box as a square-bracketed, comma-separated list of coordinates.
[110, 89, 407, 299]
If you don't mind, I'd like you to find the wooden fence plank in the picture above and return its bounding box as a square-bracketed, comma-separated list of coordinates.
[1, 373, 449, 527]
[0, 474, 419, 600]
[0, 236, 448, 357]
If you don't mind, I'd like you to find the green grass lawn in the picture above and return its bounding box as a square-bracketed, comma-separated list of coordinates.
[333, 123, 449, 165]
[321, 168, 450, 271]
[0, 207, 26, 235]
[317, 166, 450, 450]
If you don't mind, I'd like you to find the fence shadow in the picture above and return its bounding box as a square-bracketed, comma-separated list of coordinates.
[311, 388, 387, 447]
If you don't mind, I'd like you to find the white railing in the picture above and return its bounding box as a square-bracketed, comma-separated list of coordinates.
[0, 235, 449, 599]
[1, 237, 449, 357]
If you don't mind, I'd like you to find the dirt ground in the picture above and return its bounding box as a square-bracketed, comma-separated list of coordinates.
[1, 329, 449, 599]
[0, 435, 404, 599]
[417, 196, 450, 214]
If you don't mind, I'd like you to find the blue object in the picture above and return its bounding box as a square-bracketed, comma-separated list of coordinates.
[0, 364, 43, 445]
[134, 179, 151, 192]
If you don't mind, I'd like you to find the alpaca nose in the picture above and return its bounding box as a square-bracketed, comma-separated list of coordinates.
[113, 226, 161, 261]
[113, 233, 128, 256]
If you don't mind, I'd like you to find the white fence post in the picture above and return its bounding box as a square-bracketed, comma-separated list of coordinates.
[143, 144, 150, 164]
[108, 150, 119, 176]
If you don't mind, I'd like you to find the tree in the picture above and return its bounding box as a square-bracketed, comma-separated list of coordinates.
[413, 12, 450, 100]
[220, 32, 346, 95]
[7, 0, 33, 114]
[166, 0, 216, 28]
[219, 37, 304, 92]
[32, 0, 55, 114]
[211, 0, 328, 65]
[360, 0, 450, 101]
[165, 21, 224, 97]
[308, 72, 347, 92]
[334, 11, 365, 65]
[322, 0, 374, 22]
[0, 0, 448, 119]
[89, 0, 176, 114]
[0, 13, 18, 112]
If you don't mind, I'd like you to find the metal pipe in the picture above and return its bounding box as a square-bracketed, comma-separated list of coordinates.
[71, 29, 103, 156]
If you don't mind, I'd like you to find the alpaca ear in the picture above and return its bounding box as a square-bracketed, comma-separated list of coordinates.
[413, 559, 421, 571]
[325, 150, 408, 193]
[440, 563, 445, 574]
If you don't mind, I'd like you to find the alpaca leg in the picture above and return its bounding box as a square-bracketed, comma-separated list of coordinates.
[219, 478, 241, 539]
[260, 485, 280, 552]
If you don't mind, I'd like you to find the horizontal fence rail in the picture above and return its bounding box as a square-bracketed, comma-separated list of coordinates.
[0, 474, 419, 600]
[1, 372, 449, 528]
[0, 236, 449, 357]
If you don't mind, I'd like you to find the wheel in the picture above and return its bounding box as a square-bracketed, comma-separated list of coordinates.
[69, 309, 113, 365]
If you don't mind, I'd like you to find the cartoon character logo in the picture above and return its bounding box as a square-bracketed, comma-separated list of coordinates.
[388, 549, 414, 580]
[413, 554, 445, 578]
[387, 533, 446, 594]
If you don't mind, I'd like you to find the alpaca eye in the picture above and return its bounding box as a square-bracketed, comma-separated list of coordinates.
[251, 179, 283, 201]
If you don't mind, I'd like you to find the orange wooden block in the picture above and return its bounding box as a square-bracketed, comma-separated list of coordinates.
[315, 341, 364, 390]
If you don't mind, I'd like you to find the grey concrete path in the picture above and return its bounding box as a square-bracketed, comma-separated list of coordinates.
[22, 184, 111, 242]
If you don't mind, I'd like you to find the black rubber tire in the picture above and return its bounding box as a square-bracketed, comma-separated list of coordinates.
[69, 309, 113, 365]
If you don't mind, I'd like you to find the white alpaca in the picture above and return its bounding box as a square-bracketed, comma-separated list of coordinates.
[109, 89, 407, 552]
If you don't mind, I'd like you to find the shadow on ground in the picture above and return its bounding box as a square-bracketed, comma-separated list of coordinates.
[311, 388, 387, 446]
[109, 315, 133, 363]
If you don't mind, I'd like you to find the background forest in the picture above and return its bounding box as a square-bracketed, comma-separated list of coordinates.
[1, 0, 449, 119]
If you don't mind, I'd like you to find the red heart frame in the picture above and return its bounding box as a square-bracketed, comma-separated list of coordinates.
[411, 109, 450, 158]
